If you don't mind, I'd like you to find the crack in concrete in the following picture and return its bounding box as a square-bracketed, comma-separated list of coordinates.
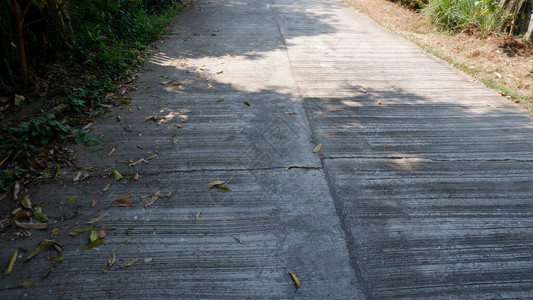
[323, 156, 533, 162]
[140, 165, 323, 175]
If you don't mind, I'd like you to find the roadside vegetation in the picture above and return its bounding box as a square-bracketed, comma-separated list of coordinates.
[0, 0, 188, 191]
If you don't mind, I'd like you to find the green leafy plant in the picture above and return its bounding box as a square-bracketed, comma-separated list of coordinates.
[422, 0, 513, 35]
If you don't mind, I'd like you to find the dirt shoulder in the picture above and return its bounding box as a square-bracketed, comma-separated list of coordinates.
[344, 0, 533, 111]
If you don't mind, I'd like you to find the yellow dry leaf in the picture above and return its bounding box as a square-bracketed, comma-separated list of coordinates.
[73, 171, 82, 181]
[14, 221, 49, 230]
[107, 146, 116, 156]
[289, 272, 301, 288]
[129, 173, 139, 182]
[21, 195, 31, 209]
[100, 183, 111, 195]
[3, 250, 17, 276]
[313, 143, 323, 153]
[119, 258, 140, 268]
[147, 154, 158, 160]
[67, 195, 78, 203]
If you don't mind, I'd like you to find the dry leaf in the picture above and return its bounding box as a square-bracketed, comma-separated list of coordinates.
[98, 229, 107, 238]
[243, 101, 250, 106]
[119, 258, 140, 268]
[136, 105, 141, 111]
[67, 195, 78, 203]
[233, 236, 250, 244]
[73, 165, 96, 171]
[21, 195, 31, 209]
[217, 71, 223, 74]
[147, 154, 158, 160]
[172, 136, 178, 144]
[129, 173, 139, 182]
[100, 183, 111, 195]
[107, 146, 116, 156]
[128, 158, 146, 167]
[69, 226, 94, 236]
[116, 193, 134, 201]
[289, 272, 301, 288]
[208, 180, 226, 189]
[144, 258, 153, 263]
[217, 98, 224, 102]
[89, 231, 99, 243]
[73, 171, 82, 181]
[215, 185, 230, 192]
[112, 169, 123, 180]
[55, 167, 61, 178]
[103, 249, 116, 272]
[359, 87, 367, 93]
[172, 123, 182, 128]
[313, 143, 323, 153]
[377, 99, 382, 105]
[81, 238, 105, 250]
[50, 228, 61, 237]
[91, 198, 97, 207]
[144, 195, 158, 208]
[42, 267, 55, 278]
[14, 220, 49, 230]
[3, 250, 17, 276]
[13, 182, 20, 200]
[116, 199, 136, 207]
[87, 212, 110, 224]
[25, 239, 61, 260]
[285, 111, 296, 115]
[19, 282, 33, 287]
[285, 165, 306, 172]
[195, 209, 204, 222]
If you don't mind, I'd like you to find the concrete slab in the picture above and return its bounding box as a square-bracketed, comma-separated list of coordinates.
[1, 0, 532, 298]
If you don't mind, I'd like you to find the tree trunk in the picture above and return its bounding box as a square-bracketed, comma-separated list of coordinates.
[10, 0, 28, 89]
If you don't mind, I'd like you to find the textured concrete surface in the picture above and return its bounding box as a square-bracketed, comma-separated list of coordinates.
[1, 0, 533, 299]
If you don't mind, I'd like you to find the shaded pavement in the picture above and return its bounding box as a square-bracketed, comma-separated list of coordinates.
[1, 0, 533, 298]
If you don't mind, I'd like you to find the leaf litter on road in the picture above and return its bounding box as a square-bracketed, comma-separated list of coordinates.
[3, 250, 17, 276]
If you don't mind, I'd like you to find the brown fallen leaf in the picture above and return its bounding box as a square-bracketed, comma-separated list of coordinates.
[243, 101, 250, 106]
[107, 146, 116, 156]
[98, 229, 107, 238]
[73, 165, 97, 171]
[14, 220, 49, 230]
[116, 193, 134, 201]
[103, 249, 116, 272]
[116, 199, 136, 207]
[87, 212, 110, 224]
[128, 158, 146, 167]
[3, 250, 17, 276]
[81, 238, 105, 250]
[119, 258, 140, 268]
[144, 191, 172, 208]
[100, 183, 111, 195]
[129, 173, 139, 182]
[216, 98, 224, 102]
[73, 171, 82, 181]
[144, 258, 153, 263]
[284, 165, 306, 172]
[208, 180, 226, 189]
[195, 209, 205, 222]
[313, 143, 323, 153]
[233, 236, 250, 245]
[50, 228, 61, 237]
[21, 195, 31, 209]
[91, 198, 97, 207]
[216, 71, 223, 74]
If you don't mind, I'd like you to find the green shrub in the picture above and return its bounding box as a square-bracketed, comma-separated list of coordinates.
[422, 0, 513, 35]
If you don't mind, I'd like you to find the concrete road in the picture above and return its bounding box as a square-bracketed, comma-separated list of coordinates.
[1, 0, 533, 298]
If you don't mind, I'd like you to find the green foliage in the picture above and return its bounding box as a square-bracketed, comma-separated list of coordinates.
[0, 0, 184, 190]
[421, 0, 513, 35]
